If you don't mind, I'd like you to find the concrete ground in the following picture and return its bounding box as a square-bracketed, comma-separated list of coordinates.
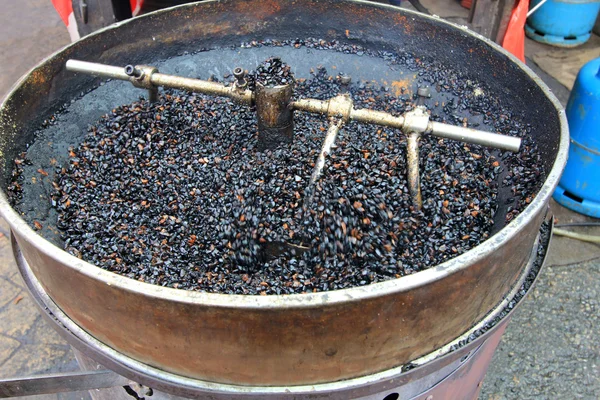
[0, 1, 598, 399]
[482, 201, 599, 399]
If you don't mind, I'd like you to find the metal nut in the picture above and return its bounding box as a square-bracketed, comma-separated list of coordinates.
[327, 94, 353, 122]
[417, 86, 431, 98]
[233, 67, 247, 90]
[129, 65, 158, 89]
[403, 106, 430, 134]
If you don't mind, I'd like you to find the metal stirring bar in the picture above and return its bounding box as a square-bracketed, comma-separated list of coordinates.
[66, 59, 523, 211]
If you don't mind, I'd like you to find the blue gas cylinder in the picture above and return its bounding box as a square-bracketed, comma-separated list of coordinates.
[526, 0, 600, 47]
[553, 57, 600, 217]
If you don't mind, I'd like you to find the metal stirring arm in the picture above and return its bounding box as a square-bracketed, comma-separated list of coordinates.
[290, 96, 521, 153]
[66, 59, 523, 210]
[66, 60, 519, 148]
[305, 117, 344, 203]
[66, 60, 520, 149]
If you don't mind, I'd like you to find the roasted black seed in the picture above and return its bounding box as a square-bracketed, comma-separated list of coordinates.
[252, 57, 295, 88]
[7, 40, 546, 295]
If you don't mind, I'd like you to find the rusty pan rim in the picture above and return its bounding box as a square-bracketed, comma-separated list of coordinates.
[0, 0, 569, 309]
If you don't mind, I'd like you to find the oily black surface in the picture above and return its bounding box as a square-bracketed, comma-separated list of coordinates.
[8, 40, 545, 295]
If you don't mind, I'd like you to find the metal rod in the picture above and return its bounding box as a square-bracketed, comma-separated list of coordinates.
[291, 100, 407, 129]
[290, 98, 329, 114]
[0, 370, 130, 398]
[67, 60, 521, 152]
[150, 73, 253, 105]
[553, 228, 600, 244]
[407, 132, 423, 209]
[310, 118, 343, 187]
[66, 60, 253, 105]
[150, 73, 229, 98]
[148, 87, 159, 103]
[351, 108, 405, 128]
[66, 60, 130, 81]
[427, 121, 521, 152]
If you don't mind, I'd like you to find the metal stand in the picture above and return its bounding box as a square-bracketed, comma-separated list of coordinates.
[0, 224, 551, 399]
[0, 327, 508, 400]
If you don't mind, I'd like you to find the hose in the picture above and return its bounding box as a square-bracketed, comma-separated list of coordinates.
[387, 0, 430, 14]
[555, 222, 600, 228]
[553, 227, 600, 244]
[407, 0, 431, 14]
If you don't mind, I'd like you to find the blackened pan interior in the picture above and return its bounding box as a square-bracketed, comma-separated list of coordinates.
[0, 0, 564, 272]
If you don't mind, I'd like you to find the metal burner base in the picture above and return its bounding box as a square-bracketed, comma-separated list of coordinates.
[69, 330, 503, 400]
[7, 225, 549, 399]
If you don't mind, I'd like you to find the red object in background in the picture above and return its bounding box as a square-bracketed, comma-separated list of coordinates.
[502, 0, 530, 62]
[51, 0, 79, 40]
[51, 0, 71, 25]
[460, 0, 473, 9]
[52, 0, 146, 40]
[130, 0, 144, 16]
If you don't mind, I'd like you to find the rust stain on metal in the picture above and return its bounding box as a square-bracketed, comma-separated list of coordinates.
[393, 14, 413, 34]
[235, 0, 282, 20]
[127, 0, 283, 47]
[391, 79, 412, 96]
[19, 217, 540, 385]
[28, 70, 47, 86]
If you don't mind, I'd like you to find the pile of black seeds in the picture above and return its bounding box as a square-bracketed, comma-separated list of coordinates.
[43, 69, 498, 294]
[8, 40, 546, 295]
[7, 152, 29, 205]
[252, 57, 294, 87]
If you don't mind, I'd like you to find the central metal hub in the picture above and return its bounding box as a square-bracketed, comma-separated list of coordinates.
[255, 82, 295, 151]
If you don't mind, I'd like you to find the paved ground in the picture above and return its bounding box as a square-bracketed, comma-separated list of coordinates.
[481, 200, 600, 399]
[0, 0, 70, 100]
[0, 1, 598, 399]
[0, 219, 88, 400]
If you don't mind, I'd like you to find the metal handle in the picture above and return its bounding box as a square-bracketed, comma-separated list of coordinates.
[66, 60, 253, 105]
[66, 60, 130, 81]
[427, 121, 521, 152]
[0, 370, 130, 398]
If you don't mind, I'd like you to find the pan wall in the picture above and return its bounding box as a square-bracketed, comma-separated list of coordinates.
[0, 0, 565, 386]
